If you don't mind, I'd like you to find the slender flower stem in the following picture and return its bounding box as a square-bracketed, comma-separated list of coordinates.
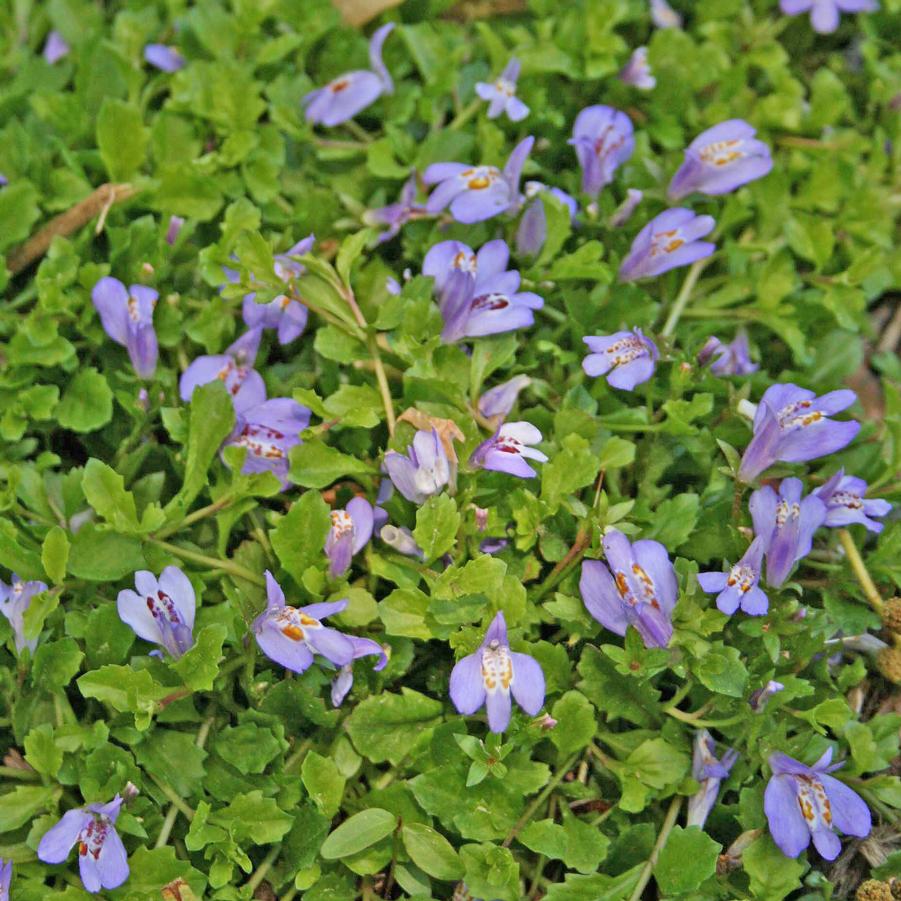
[448, 97, 481, 131]
[245, 844, 282, 892]
[343, 119, 373, 143]
[153, 494, 235, 540]
[838, 529, 884, 614]
[147, 539, 266, 586]
[665, 706, 745, 729]
[627, 795, 683, 901]
[661, 259, 709, 338]
[146, 773, 195, 820]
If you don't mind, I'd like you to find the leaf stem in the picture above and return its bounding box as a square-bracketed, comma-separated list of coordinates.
[245, 843, 281, 892]
[627, 795, 683, 901]
[448, 97, 481, 131]
[837, 528, 883, 614]
[154, 494, 236, 540]
[147, 539, 266, 586]
[661, 259, 708, 338]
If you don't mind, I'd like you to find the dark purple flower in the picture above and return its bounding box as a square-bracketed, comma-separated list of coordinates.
[750, 477, 826, 588]
[583, 329, 658, 391]
[686, 730, 738, 828]
[449, 611, 545, 733]
[384, 429, 450, 503]
[91, 277, 159, 379]
[780, 0, 878, 34]
[0, 174, 7, 188]
[478, 375, 531, 420]
[325, 497, 375, 578]
[364, 173, 427, 243]
[569, 106, 634, 198]
[303, 23, 394, 126]
[379, 524, 424, 558]
[609, 188, 643, 228]
[516, 181, 578, 256]
[619, 47, 655, 89]
[116, 566, 195, 659]
[813, 470, 891, 533]
[737, 384, 860, 483]
[165, 215, 184, 245]
[144, 44, 185, 72]
[698, 332, 758, 375]
[43, 30, 70, 64]
[618, 208, 715, 282]
[697, 537, 769, 616]
[749, 679, 785, 712]
[0, 574, 48, 655]
[254, 571, 355, 673]
[331, 636, 388, 706]
[224, 398, 310, 489]
[37, 795, 129, 893]
[0, 858, 9, 901]
[423, 136, 534, 224]
[179, 328, 266, 414]
[764, 748, 871, 860]
[651, 0, 683, 27]
[579, 530, 677, 648]
[668, 120, 772, 201]
[475, 57, 529, 122]
[470, 422, 548, 479]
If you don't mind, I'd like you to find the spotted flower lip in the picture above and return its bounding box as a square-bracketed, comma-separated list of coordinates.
[384, 429, 450, 504]
[668, 119, 773, 201]
[43, 30, 70, 64]
[813, 469, 891, 533]
[579, 529, 677, 649]
[470, 421, 548, 479]
[448, 611, 545, 733]
[91, 277, 159, 379]
[144, 43, 186, 72]
[618, 46, 655, 90]
[37, 795, 129, 893]
[764, 748, 871, 860]
[698, 331, 758, 376]
[254, 571, 355, 674]
[331, 635, 388, 707]
[516, 181, 578, 257]
[325, 497, 375, 578]
[475, 57, 529, 122]
[303, 22, 395, 126]
[0, 574, 48, 655]
[779, 0, 879, 34]
[583, 328, 658, 391]
[737, 383, 860, 484]
[697, 536, 769, 616]
[423, 136, 534, 224]
[569, 105, 634, 197]
[116, 566, 196, 659]
[686, 730, 738, 828]
[478, 374, 532, 420]
[618, 208, 716, 282]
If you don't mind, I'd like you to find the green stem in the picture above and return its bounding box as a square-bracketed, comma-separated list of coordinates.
[146, 773, 195, 820]
[0, 765, 40, 780]
[838, 528, 884, 614]
[154, 494, 235, 540]
[627, 795, 683, 901]
[660, 259, 709, 338]
[448, 97, 481, 131]
[147, 539, 265, 585]
[245, 844, 281, 892]
[664, 706, 745, 729]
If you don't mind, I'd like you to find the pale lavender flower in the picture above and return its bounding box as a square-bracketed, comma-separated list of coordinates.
[423, 136, 534, 223]
[619, 47, 655, 89]
[737, 384, 860, 483]
[478, 375, 531, 419]
[475, 57, 529, 122]
[470, 422, 548, 479]
[144, 44, 185, 72]
[813, 470, 891, 533]
[303, 23, 394, 126]
[780, 0, 878, 34]
[618, 208, 715, 282]
[0, 174, 7, 188]
[764, 748, 870, 860]
[117, 567, 195, 659]
[697, 537, 769, 616]
[516, 181, 578, 256]
[325, 497, 374, 578]
[386, 276, 402, 295]
[668, 120, 773, 201]
[384, 429, 450, 504]
[609, 188, 643, 228]
[364, 174, 427, 243]
[651, 0, 683, 27]
[698, 332, 758, 375]
[331, 636, 388, 707]
[423, 238, 506, 313]
[379, 524, 424, 558]
[750, 477, 826, 588]
[91, 277, 159, 379]
[179, 328, 265, 414]
[38, 796, 129, 893]
[43, 31, 70, 64]
[686, 730, 738, 828]
[0, 858, 9, 901]
[583, 329, 658, 390]
[0, 574, 48, 655]
[480, 538, 509, 554]
[569, 106, 634, 197]
[165, 215, 184, 245]
[449, 611, 545, 733]
[749, 680, 785, 712]
[579, 530, 677, 648]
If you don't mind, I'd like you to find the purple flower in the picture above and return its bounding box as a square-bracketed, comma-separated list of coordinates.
[91, 277, 159, 379]
[764, 748, 871, 860]
[254, 571, 355, 673]
[379, 524, 424, 558]
[364, 173, 427, 243]
[750, 478, 826, 588]
[0, 574, 48, 655]
[144, 44, 185, 72]
[478, 375, 531, 420]
[303, 23, 394, 126]
[0, 858, 9, 901]
[331, 636, 388, 706]
[325, 497, 375, 578]
[449, 611, 545, 733]
[609, 188, 643, 228]
[569, 106, 634, 198]
[737, 384, 860, 483]
[384, 429, 450, 504]
[813, 470, 891, 534]
[116, 566, 195, 659]
[179, 328, 266, 414]
[480, 538, 509, 554]
[698, 332, 758, 376]
[582, 329, 658, 391]
[516, 181, 578, 256]
[224, 398, 310, 489]
[749, 679, 785, 712]
[697, 537, 769, 616]
[619, 47, 655, 90]
[43, 30, 70, 64]
[475, 58, 529, 122]
[470, 422, 548, 479]
[165, 215, 184, 245]
[423, 136, 534, 224]
[618, 208, 715, 282]
[780, 0, 878, 34]
[686, 730, 738, 828]
[668, 120, 773, 201]
[0, 174, 7, 188]
[579, 530, 677, 649]
[37, 795, 129, 893]
[650, 0, 683, 28]
[424, 238, 504, 313]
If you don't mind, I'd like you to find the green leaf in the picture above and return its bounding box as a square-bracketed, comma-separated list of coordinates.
[134, 730, 208, 799]
[643, 493, 700, 550]
[211, 791, 294, 844]
[172, 623, 227, 691]
[413, 494, 460, 563]
[77, 664, 169, 730]
[695, 645, 748, 697]
[550, 692, 597, 757]
[542, 865, 643, 901]
[302, 751, 346, 818]
[541, 434, 601, 510]
[0, 785, 60, 832]
[82, 458, 165, 534]
[653, 825, 721, 895]
[336, 229, 374, 285]
[67, 524, 145, 580]
[41, 526, 69, 584]
[742, 835, 806, 900]
[320, 808, 397, 859]
[97, 98, 148, 180]
[402, 823, 463, 881]
[213, 721, 285, 775]
[32, 637, 83, 691]
[519, 817, 609, 875]
[596, 437, 636, 470]
[56, 367, 113, 433]
[0, 181, 40, 253]
[270, 491, 331, 583]
[288, 441, 374, 489]
[460, 842, 520, 901]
